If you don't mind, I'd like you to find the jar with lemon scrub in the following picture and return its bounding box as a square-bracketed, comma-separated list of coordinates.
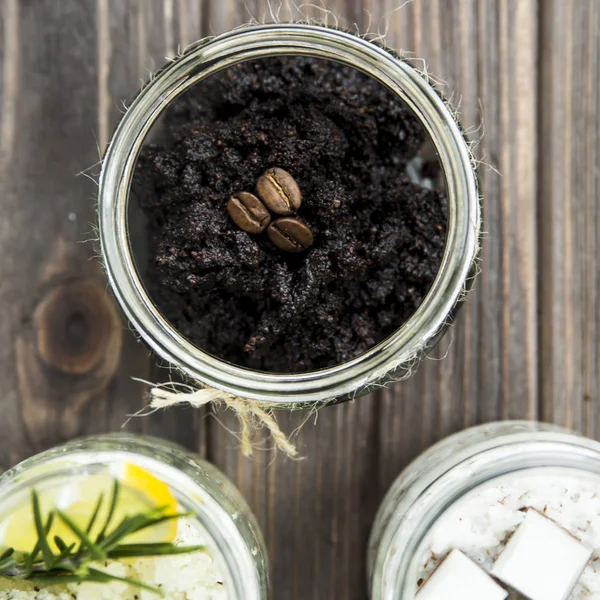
[0, 435, 268, 600]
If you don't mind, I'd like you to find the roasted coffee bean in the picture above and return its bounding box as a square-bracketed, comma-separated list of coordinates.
[227, 192, 271, 234]
[268, 217, 314, 252]
[257, 167, 302, 215]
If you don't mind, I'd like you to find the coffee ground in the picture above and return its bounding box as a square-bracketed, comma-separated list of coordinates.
[132, 56, 448, 373]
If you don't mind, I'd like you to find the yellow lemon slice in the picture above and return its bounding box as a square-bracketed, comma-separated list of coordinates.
[0, 462, 179, 553]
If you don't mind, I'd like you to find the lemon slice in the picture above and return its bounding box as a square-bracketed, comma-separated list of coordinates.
[0, 462, 179, 553]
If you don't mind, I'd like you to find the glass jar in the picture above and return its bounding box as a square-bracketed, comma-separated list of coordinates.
[98, 23, 480, 405]
[368, 421, 600, 599]
[0, 434, 268, 599]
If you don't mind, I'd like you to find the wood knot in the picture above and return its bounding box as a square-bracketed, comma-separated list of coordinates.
[34, 280, 121, 375]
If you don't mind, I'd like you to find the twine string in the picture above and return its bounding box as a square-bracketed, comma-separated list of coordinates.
[145, 384, 298, 458]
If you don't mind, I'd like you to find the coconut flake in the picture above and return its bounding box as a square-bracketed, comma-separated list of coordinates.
[491, 509, 592, 600]
[417, 549, 508, 600]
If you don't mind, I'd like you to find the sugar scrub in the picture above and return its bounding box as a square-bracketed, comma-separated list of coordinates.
[416, 470, 600, 598]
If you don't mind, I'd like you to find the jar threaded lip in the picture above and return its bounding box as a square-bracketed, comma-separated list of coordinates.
[98, 23, 480, 404]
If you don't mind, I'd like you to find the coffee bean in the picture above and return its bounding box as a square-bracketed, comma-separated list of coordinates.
[257, 167, 302, 215]
[227, 192, 271, 234]
[268, 217, 314, 253]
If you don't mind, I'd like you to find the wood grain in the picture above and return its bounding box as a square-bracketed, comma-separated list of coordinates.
[98, 0, 210, 450]
[0, 1, 598, 599]
[16, 246, 123, 448]
[0, 0, 145, 465]
[539, 0, 600, 436]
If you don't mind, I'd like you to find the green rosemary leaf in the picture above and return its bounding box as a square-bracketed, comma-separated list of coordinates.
[0, 553, 17, 572]
[49, 540, 76, 570]
[107, 543, 206, 559]
[0, 480, 200, 592]
[85, 567, 161, 595]
[56, 511, 106, 562]
[133, 512, 188, 531]
[23, 552, 33, 577]
[54, 536, 67, 553]
[146, 506, 192, 521]
[32, 491, 54, 569]
[96, 515, 143, 552]
[31, 508, 54, 562]
[85, 492, 104, 536]
[97, 511, 187, 553]
[0, 548, 14, 562]
[44, 560, 78, 574]
[96, 480, 119, 544]
[26, 572, 87, 585]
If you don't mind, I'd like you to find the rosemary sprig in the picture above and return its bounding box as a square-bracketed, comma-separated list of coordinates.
[0, 481, 205, 595]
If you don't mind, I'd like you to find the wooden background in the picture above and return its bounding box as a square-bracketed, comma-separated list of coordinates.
[0, 0, 598, 598]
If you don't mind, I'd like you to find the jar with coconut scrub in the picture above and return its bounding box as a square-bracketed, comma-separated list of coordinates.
[368, 421, 600, 600]
[0, 434, 268, 600]
[98, 22, 480, 406]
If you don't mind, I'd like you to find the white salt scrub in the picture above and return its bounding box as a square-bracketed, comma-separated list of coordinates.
[0, 517, 228, 600]
[417, 470, 600, 599]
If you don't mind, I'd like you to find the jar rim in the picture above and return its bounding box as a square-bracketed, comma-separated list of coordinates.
[98, 23, 480, 404]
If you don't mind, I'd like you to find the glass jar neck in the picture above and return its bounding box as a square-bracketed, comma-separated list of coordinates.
[0, 435, 265, 600]
[98, 23, 480, 404]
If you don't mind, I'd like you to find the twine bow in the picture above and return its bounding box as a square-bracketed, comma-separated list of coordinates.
[130, 381, 298, 458]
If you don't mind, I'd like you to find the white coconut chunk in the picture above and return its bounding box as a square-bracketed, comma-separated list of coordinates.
[417, 549, 508, 600]
[491, 509, 592, 600]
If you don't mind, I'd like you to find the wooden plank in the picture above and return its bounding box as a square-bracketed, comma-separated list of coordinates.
[0, 0, 151, 467]
[539, 0, 600, 436]
[97, 0, 211, 452]
[209, 399, 381, 600]
[173, 0, 205, 51]
[205, 0, 246, 34]
[377, 0, 539, 495]
[0, 0, 27, 469]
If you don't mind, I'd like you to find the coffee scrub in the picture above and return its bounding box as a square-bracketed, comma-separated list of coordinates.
[133, 55, 447, 373]
[99, 24, 479, 402]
